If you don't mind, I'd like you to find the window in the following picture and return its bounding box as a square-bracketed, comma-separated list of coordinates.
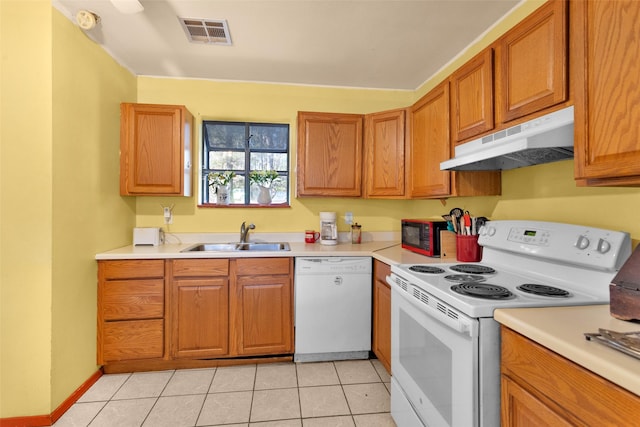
[201, 121, 290, 205]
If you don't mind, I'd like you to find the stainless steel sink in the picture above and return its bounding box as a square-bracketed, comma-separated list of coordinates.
[235, 242, 290, 251]
[181, 242, 290, 252]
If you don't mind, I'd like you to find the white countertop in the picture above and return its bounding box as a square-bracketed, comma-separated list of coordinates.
[95, 240, 400, 260]
[495, 305, 640, 396]
[95, 232, 448, 266]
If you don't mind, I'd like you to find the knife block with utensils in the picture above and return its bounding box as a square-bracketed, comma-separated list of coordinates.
[610, 245, 640, 321]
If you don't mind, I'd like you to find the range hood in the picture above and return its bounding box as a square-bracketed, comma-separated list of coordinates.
[440, 106, 574, 171]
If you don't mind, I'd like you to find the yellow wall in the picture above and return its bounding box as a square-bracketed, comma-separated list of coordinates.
[0, 1, 137, 418]
[1, 0, 54, 416]
[50, 7, 137, 415]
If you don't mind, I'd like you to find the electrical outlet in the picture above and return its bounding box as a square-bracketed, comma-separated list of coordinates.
[163, 206, 173, 224]
[345, 212, 353, 225]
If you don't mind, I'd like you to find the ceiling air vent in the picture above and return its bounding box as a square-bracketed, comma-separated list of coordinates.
[180, 18, 232, 45]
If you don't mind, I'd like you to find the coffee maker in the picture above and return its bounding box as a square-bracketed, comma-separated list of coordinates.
[319, 212, 338, 245]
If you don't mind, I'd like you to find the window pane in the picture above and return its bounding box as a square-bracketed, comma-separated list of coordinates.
[250, 152, 288, 171]
[249, 124, 288, 150]
[228, 175, 246, 204]
[208, 151, 245, 170]
[205, 122, 246, 149]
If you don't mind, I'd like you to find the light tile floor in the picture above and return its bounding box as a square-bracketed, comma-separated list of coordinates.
[53, 359, 396, 427]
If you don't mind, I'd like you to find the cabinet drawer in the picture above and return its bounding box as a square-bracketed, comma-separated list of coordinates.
[102, 319, 164, 362]
[235, 258, 291, 276]
[374, 260, 391, 284]
[100, 260, 164, 280]
[101, 280, 164, 320]
[172, 259, 229, 277]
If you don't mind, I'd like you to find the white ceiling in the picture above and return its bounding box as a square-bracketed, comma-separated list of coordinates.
[52, 0, 521, 90]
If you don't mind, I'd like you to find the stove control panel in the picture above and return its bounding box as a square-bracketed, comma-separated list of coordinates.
[479, 220, 632, 271]
[506, 227, 551, 246]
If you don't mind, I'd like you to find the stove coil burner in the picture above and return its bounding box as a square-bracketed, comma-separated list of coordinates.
[451, 283, 514, 299]
[517, 284, 571, 298]
[409, 265, 446, 274]
[444, 274, 486, 283]
[450, 264, 496, 275]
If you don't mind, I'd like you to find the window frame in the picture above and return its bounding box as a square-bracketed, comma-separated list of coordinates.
[200, 120, 290, 206]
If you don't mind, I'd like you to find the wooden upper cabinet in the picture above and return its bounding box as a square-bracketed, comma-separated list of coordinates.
[572, 0, 640, 186]
[363, 108, 407, 198]
[297, 111, 363, 197]
[450, 48, 494, 143]
[120, 103, 193, 196]
[408, 82, 452, 198]
[495, 0, 567, 124]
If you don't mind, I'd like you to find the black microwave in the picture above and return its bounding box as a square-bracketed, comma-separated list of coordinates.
[401, 219, 448, 257]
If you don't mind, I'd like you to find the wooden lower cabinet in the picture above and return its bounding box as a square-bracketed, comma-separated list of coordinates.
[98, 258, 294, 370]
[232, 258, 294, 355]
[97, 260, 166, 364]
[171, 258, 230, 359]
[372, 260, 391, 374]
[501, 326, 640, 426]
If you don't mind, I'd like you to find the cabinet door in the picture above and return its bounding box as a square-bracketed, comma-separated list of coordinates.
[120, 103, 193, 196]
[232, 274, 293, 356]
[172, 278, 229, 358]
[573, 0, 640, 185]
[297, 111, 363, 197]
[450, 48, 494, 142]
[501, 375, 573, 427]
[372, 261, 391, 374]
[363, 109, 407, 198]
[408, 82, 451, 198]
[495, 0, 567, 124]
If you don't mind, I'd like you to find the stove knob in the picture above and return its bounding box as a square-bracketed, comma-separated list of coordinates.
[597, 238, 611, 254]
[575, 235, 590, 250]
[487, 226, 496, 236]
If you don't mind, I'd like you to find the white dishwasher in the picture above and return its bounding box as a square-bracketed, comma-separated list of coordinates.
[294, 257, 372, 362]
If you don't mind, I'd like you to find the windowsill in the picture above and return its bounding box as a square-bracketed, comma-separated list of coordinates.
[198, 203, 291, 208]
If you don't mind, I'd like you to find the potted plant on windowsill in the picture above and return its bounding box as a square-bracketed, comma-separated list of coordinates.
[249, 170, 280, 205]
[208, 171, 236, 205]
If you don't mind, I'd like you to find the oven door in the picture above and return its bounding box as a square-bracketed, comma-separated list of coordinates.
[390, 278, 479, 427]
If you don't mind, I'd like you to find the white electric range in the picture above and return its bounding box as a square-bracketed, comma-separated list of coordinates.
[388, 220, 632, 427]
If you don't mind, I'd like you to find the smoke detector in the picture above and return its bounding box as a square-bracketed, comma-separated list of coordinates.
[179, 18, 232, 45]
[76, 10, 100, 30]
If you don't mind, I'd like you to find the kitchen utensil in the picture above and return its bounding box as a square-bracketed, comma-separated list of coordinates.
[475, 216, 488, 231]
[463, 211, 472, 235]
[585, 329, 640, 360]
[449, 207, 463, 219]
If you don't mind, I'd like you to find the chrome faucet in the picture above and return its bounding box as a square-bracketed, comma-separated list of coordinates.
[240, 222, 255, 243]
